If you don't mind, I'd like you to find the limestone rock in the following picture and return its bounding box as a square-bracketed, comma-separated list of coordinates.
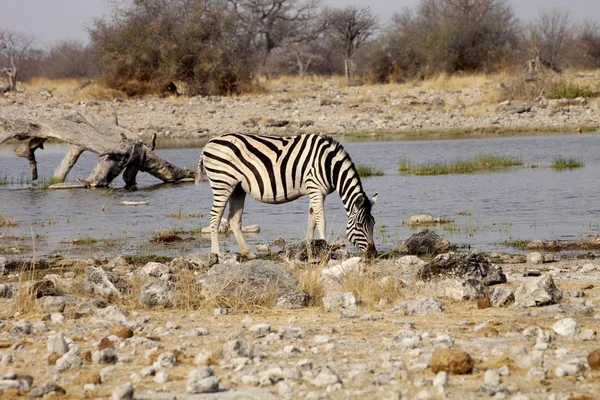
[139, 280, 175, 308]
[276, 291, 310, 309]
[400, 230, 454, 256]
[417, 252, 506, 285]
[84, 266, 128, 298]
[490, 287, 515, 307]
[322, 292, 357, 312]
[187, 367, 219, 394]
[514, 274, 563, 307]
[198, 260, 297, 299]
[393, 297, 444, 315]
[283, 239, 331, 263]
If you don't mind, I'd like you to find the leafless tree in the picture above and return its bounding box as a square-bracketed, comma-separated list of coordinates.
[527, 9, 573, 71]
[325, 6, 377, 83]
[229, 0, 320, 73]
[577, 21, 600, 68]
[280, 14, 328, 78]
[0, 30, 35, 92]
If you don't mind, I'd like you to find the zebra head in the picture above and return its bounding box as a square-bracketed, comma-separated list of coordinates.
[347, 193, 378, 258]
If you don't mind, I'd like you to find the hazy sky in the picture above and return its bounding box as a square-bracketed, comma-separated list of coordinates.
[0, 0, 596, 46]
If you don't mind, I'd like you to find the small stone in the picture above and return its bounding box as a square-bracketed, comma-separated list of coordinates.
[110, 382, 134, 400]
[154, 352, 177, 368]
[514, 274, 562, 307]
[154, 369, 169, 384]
[249, 323, 271, 338]
[98, 337, 115, 351]
[28, 383, 66, 398]
[339, 308, 359, 318]
[430, 348, 473, 375]
[322, 292, 356, 312]
[93, 349, 118, 365]
[276, 291, 310, 309]
[214, 307, 229, 316]
[187, 367, 219, 394]
[526, 252, 543, 264]
[588, 349, 600, 370]
[552, 318, 579, 337]
[483, 369, 501, 386]
[393, 297, 444, 315]
[110, 326, 134, 340]
[432, 371, 449, 389]
[47, 333, 69, 355]
[311, 366, 341, 387]
[490, 287, 515, 307]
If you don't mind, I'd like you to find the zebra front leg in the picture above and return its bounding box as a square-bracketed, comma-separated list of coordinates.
[228, 185, 256, 260]
[309, 193, 327, 240]
[209, 186, 235, 255]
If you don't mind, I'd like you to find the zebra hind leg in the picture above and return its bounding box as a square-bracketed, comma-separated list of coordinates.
[228, 185, 256, 260]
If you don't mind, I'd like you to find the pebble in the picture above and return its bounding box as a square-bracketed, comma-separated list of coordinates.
[186, 367, 219, 394]
[111, 382, 134, 400]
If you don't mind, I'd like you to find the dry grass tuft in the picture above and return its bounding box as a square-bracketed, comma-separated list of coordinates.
[341, 270, 405, 307]
[74, 83, 125, 101]
[292, 262, 326, 307]
[420, 72, 506, 91]
[174, 269, 204, 311]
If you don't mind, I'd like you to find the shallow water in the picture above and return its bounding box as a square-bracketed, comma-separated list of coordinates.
[1, 133, 599, 259]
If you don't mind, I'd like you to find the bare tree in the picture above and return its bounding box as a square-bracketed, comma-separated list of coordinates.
[0, 30, 34, 92]
[578, 21, 600, 68]
[325, 6, 377, 83]
[527, 9, 573, 71]
[282, 14, 328, 78]
[229, 0, 319, 73]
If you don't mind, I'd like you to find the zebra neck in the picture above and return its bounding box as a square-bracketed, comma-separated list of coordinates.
[333, 163, 365, 216]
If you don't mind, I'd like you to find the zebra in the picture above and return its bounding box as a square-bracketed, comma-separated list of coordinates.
[196, 133, 378, 259]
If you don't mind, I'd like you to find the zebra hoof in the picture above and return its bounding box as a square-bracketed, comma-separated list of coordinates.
[241, 251, 257, 260]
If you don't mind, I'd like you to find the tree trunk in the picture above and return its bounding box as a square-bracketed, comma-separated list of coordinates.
[0, 110, 194, 188]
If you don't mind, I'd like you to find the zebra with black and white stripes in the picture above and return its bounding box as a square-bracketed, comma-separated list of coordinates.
[196, 133, 377, 259]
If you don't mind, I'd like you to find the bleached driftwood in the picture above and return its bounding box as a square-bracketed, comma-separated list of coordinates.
[0, 110, 194, 188]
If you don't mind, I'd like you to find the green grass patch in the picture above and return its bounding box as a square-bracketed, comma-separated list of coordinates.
[550, 156, 585, 170]
[356, 163, 384, 177]
[501, 238, 532, 250]
[546, 82, 592, 99]
[398, 153, 523, 175]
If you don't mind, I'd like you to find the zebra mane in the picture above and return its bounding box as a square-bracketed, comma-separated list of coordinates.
[318, 135, 371, 211]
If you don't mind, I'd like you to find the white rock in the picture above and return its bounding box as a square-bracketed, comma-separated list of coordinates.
[154, 352, 177, 368]
[110, 382, 134, 400]
[154, 369, 169, 384]
[432, 371, 449, 388]
[322, 292, 356, 312]
[187, 367, 219, 394]
[47, 333, 69, 355]
[484, 369, 501, 386]
[249, 323, 271, 338]
[552, 318, 579, 337]
[310, 366, 341, 387]
[526, 252, 543, 264]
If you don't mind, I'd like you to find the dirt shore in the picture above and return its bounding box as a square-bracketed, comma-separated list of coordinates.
[1, 74, 599, 141]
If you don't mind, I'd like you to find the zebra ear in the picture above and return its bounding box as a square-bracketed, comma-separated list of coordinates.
[370, 193, 378, 207]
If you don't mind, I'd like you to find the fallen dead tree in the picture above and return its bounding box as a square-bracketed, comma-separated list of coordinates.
[0, 109, 194, 188]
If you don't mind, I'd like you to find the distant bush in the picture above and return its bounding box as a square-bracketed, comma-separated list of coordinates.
[546, 82, 592, 99]
[359, 0, 520, 83]
[89, 0, 257, 96]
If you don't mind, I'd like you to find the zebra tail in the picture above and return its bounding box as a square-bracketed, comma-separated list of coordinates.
[195, 154, 204, 185]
